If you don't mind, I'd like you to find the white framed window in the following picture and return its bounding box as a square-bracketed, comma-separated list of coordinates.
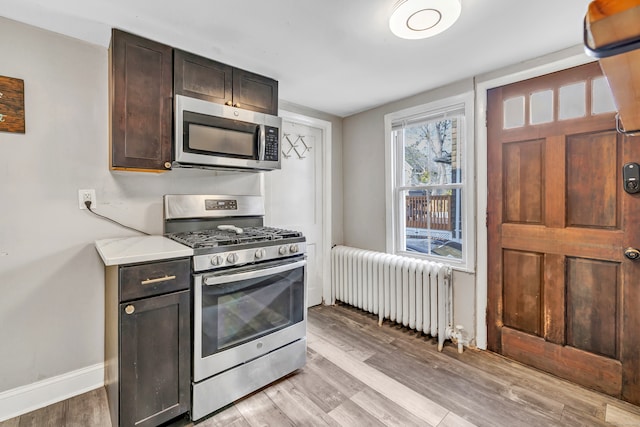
[384, 92, 475, 271]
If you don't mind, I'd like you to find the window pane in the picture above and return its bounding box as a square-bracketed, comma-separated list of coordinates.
[399, 117, 461, 185]
[504, 96, 525, 129]
[530, 90, 553, 125]
[591, 76, 616, 115]
[559, 82, 586, 120]
[403, 188, 462, 260]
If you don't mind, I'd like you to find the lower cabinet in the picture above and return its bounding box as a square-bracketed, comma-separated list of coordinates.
[105, 258, 191, 427]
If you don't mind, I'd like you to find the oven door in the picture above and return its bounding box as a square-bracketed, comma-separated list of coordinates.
[193, 258, 306, 382]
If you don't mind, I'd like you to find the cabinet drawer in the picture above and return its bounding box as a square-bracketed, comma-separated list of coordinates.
[119, 258, 190, 302]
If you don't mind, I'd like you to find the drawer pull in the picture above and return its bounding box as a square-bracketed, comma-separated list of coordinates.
[141, 275, 176, 285]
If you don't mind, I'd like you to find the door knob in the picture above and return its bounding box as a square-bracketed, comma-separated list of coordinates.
[624, 247, 640, 260]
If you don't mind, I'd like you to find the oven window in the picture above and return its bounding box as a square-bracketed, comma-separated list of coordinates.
[183, 111, 259, 159]
[201, 265, 304, 357]
[188, 123, 255, 158]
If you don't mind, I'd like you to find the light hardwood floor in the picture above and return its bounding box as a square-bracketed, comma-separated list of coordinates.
[3, 303, 640, 426]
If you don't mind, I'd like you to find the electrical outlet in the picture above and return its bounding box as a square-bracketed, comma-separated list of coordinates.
[78, 189, 96, 210]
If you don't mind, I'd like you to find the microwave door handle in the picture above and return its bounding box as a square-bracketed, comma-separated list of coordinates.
[258, 124, 266, 161]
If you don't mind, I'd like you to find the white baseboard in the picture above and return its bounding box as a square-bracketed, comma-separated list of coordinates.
[0, 363, 104, 422]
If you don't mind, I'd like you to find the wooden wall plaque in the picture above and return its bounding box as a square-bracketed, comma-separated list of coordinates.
[0, 76, 25, 134]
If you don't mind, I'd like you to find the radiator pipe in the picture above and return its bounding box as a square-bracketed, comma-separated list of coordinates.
[440, 266, 467, 353]
[445, 324, 467, 354]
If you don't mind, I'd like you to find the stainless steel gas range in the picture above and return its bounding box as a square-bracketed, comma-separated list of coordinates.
[164, 194, 307, 421]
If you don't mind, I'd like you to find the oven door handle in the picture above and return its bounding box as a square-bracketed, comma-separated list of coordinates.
[203, 259, 306, 286]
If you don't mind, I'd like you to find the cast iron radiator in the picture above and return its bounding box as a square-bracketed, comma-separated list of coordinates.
[331, 245, 455, 351]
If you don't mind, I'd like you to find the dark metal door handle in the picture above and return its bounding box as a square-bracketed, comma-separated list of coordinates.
[624, 247, 640, 260]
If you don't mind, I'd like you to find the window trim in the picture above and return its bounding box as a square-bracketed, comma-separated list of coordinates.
[384, 92, 475, 272]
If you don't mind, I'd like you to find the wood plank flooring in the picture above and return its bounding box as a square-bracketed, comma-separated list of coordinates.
[3, 303, 640, 426]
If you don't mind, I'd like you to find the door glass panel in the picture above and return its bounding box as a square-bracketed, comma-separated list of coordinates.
[530, 90, 553, 125]
[504, 96, 525, 129]
[592, 77, 617, 115]
[201, 266, 304, 357]
[559, 82, 586, 120]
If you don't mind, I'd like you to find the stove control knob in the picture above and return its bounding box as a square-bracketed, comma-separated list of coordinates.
[227, 253, 239, 264]
[210, 255, 223, 266]
[289, 244, 299, 253]
[255, 249, 266, 259]
[279, 245, 288, 255]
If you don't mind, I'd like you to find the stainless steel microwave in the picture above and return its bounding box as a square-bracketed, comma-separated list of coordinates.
[174, 95, 281, 171]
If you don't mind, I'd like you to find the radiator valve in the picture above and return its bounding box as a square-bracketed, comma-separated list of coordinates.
[447, 324, 468, 354]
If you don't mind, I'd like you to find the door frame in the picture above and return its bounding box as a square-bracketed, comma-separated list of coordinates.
[474, 46, 594, 349]
[262, 110, 333, 305]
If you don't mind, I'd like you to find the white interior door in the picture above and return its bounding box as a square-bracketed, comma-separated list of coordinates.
[264, 118, 324, 307]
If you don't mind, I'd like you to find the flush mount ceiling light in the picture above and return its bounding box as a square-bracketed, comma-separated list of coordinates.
[389, 0, 461, 40]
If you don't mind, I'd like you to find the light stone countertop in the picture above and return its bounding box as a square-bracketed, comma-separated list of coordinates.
[95, 235, 193, 266]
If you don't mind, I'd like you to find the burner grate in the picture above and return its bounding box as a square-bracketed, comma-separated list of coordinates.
[166, 226, 303, 249]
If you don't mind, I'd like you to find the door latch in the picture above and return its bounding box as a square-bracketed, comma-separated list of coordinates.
[624, 247, 640, 260]
[623, 163, 640, 194]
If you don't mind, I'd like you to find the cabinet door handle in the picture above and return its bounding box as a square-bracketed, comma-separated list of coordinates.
[141, 275, 176, 285]
[125, 305, 135, 315]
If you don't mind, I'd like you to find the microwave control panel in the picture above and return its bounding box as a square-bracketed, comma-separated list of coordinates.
[264, 126, 279, 161]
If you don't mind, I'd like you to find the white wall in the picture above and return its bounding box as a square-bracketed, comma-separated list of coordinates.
[343, 79, 474, 251]
[342, 79, 477, 342]
[0, 16, 343, 402]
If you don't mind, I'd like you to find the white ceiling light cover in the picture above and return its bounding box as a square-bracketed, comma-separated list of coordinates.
[390, 0, 462, 39]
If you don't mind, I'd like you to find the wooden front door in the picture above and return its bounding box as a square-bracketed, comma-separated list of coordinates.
[487, 61, 640, 404]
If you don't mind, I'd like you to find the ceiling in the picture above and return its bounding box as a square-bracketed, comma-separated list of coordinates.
[0, 0, 593, 117]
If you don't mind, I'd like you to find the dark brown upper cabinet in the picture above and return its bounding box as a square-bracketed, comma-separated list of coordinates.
[174, 49, 278, 115]
[110, 29, 173, 172]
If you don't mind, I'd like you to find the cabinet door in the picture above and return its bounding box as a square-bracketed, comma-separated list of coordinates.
[174, 49, 233, 105]
[232, 68, 279, 115]
[110, 30, 173, 171]
[120, 291, 190, 427]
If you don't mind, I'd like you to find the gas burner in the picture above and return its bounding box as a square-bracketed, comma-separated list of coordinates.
[166, 226, 303, 250]
[163, 195, 306, 271]
[243, 226, 304, 240]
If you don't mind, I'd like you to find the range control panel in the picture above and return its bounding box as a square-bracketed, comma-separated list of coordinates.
[264, 126, 280, 161]
[205, 199, 237, 210]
